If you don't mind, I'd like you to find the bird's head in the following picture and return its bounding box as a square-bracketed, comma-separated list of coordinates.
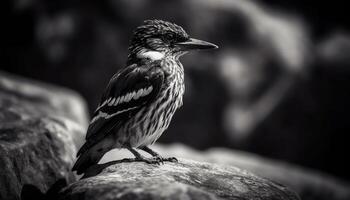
[127, 20, 218, 64]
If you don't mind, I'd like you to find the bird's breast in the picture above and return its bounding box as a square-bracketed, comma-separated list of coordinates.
[122, 60, 185, 147]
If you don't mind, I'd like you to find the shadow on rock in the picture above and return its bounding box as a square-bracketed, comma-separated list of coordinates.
[21, 179, 67, 200]
[82, 159, 150, 179]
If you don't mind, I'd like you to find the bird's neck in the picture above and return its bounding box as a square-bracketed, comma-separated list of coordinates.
[127, 49, 184, 85]
[127, 48, 182, 66]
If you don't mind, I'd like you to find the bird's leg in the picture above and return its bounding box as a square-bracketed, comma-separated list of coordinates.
[140, 146, 178, 163]
[124, 146, 162, 165]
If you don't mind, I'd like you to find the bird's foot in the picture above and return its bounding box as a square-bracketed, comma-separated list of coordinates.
[137, 157, 163, 165]
[120, 156, 178, 165]
[120, 157, 163, 165]
[139, 146, 178, 163]
[153, 156, 178, 163]
[164, 156, 178, 162]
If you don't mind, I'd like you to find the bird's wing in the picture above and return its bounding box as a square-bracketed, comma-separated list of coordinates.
[78, 63, 164, 156]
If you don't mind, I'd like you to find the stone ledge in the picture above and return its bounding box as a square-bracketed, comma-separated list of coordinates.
[0, 71, 88, 200]
[58, 159, 300, 200]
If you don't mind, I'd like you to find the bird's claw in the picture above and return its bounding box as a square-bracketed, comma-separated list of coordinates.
[154, 156, 164, 164]
[133, 157, 162, 165]
[164, 157, 178, 162]
[119, 156, 178, 165]
[153, 156, 178, 164]
[145, 157, 162, 165]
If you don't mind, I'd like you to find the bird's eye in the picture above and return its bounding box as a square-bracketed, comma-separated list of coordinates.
[164, 34, 175, 42]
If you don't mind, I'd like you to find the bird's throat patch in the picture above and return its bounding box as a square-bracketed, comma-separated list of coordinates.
[137, 50, 165, 61]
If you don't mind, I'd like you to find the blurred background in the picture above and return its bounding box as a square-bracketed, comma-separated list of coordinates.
[2, 0, 350, 182]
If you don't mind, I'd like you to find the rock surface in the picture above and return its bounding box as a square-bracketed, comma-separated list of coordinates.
[125, 144, 349, 200]
[58, 159, 299, 200]
[0, 72, 88, 200]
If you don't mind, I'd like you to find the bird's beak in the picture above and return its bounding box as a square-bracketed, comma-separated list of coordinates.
[175, 38, 218, 51]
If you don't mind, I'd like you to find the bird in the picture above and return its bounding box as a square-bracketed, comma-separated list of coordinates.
[72, 19, 218, 175]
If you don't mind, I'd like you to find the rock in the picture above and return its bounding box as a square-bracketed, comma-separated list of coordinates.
[131, 144, 349, 200]
[0, 72, 88, 200]
[21, 179, 68, 200]
[58, 159, 299, 200]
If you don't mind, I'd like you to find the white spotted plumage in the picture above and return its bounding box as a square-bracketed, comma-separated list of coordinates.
[91, 86, 156, 124]
[90, 106, 139, 124]
[95, 86, 154, 112]
[119, 57, 184, 147]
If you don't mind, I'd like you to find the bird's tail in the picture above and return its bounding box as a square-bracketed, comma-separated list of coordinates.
[72, 142, 109, 175]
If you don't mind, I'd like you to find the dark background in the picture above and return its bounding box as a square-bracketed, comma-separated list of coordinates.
[2, 0, 350, 182]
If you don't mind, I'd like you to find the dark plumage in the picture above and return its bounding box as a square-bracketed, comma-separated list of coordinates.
[72, 19, 218, 175]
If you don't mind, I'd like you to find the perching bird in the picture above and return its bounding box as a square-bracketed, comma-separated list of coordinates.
[72, 19, 218, 175]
